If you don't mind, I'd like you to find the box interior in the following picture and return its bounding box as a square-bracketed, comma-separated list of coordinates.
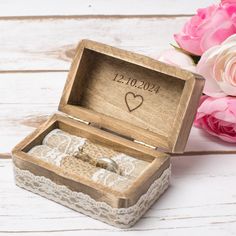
[22, 119, 157, 163]
[60, 46, 194, 152]
[17, 115, 169, 203]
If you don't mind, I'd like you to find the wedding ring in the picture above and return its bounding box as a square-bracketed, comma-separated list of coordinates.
[74, 149, 120, 174]
[97, 157, 120, 174]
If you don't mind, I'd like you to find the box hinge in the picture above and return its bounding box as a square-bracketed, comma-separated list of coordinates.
[134, 140, 156, 150]
[67, 114, 157, 150]
[67, 115, 89, 125]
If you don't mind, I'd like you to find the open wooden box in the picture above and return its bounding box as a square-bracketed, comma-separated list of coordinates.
[12, 40, 204, 228]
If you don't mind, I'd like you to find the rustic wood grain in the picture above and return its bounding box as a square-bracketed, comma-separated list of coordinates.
[1, 73, 236, 155]
[59, 39, 204, 152]
[0, 153, 11, 159]
[0, 17, 192, 71]
[0, 0, 217, 17]
[1, 0, 236, 234]
[12, 113, 169, 209]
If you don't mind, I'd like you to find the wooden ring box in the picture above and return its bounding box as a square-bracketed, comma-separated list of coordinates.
[12, 40, 204, 228]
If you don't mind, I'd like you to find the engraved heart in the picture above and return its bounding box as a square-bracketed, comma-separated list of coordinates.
[125, 92, 144, 112]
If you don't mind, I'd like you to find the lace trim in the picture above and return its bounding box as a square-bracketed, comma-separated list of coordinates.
[42, 129, 86, 155]
[13, 165, 171, 228]
[41, 129, 149, 178]
[91, 169, 132, 188]
[28, 145, 136, 191]
[28, 145, 67, 166]
[111, 154, 148, 177]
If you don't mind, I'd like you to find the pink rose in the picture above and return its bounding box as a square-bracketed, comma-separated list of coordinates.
[156, 49, 196, 72]
[197, 34, 236, 97]
[194, 96, 236, 143]
[174, 2, 236, 55]
[221, 0, 236, 16]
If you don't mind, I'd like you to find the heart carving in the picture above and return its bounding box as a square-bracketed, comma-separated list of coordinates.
[125, 92, 143, 112]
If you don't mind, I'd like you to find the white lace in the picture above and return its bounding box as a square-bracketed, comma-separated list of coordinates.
[41, 129, 149, 178]
[28, 145, 140, 191]
[42, 129, 86, 155]
[111, 154, 148, 177]
[28, 145, 66, 166]
[91, 169, 131, 187]
[14, 165, 171, 228]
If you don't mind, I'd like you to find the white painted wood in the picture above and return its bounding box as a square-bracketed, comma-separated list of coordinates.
[0, 17, 189, 71]
[0, 72, 64, 154]
[1, 1, 234, 235]
[186, 128, 236, 153]
[0, 72, 235, 154]
[0, 0, 218, 17]
[1, 153, 236, 235]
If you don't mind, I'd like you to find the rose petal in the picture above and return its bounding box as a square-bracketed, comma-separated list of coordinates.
[156, 49, 196, 72]
[194, 96, 236, 143]
[197, 46, 227, 96]
[174, 33, 202, 55]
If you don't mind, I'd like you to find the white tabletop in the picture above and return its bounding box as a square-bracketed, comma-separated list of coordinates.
[1, 1, 236, 235]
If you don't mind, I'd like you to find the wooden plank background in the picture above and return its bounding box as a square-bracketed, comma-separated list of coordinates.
[1, 1, 236, 235]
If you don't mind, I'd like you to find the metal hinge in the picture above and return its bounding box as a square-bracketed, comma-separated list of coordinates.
[134, 140, 156, 149]
[67, 115, 89, 125]
[67, 115, 156, 150]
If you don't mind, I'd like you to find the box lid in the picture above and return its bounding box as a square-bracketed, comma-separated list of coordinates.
[59, 40, 204, 153]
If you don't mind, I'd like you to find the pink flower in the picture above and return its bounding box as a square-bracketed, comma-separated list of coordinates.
[197, 34, 236, 97]
[174, 2, 236, 55]
[156, 49, 196, 72]
[221, 0, 236, 16]
[194, 96, 236, 143]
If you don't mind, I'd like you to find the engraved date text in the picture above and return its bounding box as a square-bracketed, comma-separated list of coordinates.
[112, 73, 160, 94]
